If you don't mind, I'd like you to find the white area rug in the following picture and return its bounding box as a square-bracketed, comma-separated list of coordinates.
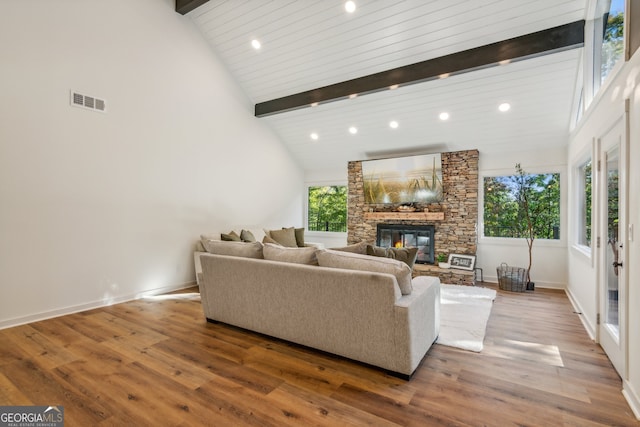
[436, 284, 497, 352]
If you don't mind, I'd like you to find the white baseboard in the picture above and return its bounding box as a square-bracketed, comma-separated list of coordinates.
[623, 380, 640, 420]
[483, 275, 565, 290]
[0, 281, 196, 331]
[565, 287, 596, 341]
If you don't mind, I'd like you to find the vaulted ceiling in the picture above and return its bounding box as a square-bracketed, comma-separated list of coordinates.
[183, 0, 588, 172]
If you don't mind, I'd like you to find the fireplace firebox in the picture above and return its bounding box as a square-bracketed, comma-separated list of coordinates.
[376, 224, 435, 264]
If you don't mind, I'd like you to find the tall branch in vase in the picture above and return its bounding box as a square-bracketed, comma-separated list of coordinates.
[515, 163, 535, 285]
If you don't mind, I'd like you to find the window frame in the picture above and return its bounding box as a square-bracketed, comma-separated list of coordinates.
[576, 158, 594, 249]
[591, 0, 626, 102]
[479, 167, 566, 248]
[572, 143, 595, 263]
[581, 1, 627, 113]
[304, 182, 348, 237]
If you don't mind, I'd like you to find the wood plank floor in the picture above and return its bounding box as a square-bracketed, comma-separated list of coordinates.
[1, 284, 638, 426]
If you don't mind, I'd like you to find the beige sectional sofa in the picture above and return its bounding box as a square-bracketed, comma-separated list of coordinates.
[197, 243, 440, 378]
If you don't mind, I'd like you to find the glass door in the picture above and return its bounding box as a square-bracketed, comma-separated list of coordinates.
[605, 147, 620, 332]
[598, 119, 626, 378]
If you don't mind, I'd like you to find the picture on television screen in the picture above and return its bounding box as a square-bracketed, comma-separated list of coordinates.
[362, 154, 443, 204]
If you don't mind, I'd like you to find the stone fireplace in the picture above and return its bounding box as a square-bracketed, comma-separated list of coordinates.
[376, 224, 435, 264]
[347, 149, 479, 284]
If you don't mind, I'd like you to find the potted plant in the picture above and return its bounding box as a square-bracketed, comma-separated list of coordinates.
[437, 253, 450, 269]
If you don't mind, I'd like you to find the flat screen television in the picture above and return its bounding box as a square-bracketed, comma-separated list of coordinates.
[362, 153, 443, 204]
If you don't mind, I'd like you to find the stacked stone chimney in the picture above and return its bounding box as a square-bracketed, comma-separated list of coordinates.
[347, 149, 479, 258]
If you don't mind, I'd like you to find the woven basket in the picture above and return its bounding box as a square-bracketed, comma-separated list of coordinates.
[496, 263, 527, 292]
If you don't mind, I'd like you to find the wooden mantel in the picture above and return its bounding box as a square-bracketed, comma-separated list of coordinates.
[363, 212, 445, 221]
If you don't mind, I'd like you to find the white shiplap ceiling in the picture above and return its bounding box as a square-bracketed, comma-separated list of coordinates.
[188, 0, 587, 171]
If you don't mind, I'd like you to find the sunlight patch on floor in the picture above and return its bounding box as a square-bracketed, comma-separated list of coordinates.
[479, 338, 595, 403]
[483, 338, 564, 367]
[142, 293, 200, 302]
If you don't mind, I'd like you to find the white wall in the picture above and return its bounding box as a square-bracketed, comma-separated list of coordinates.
[567, 48, 640, 417]
[626, 58, 640, 417]
[0, 0, 304, 328]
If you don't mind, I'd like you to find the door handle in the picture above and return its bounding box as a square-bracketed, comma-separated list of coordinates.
[613, 261, 623, 268]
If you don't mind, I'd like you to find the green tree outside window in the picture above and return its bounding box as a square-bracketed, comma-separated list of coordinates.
[601, 3, 624, 83]
[579, 160, 592, 247]
[483, 172, 560, 240]
[308, 186, 347, 232]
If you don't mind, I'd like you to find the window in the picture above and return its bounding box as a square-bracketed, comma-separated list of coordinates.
[483, 172, 560, 239]
[594, 0, 625, 94]
[307, 185, 347, 232]
[577, 160, 593, 247]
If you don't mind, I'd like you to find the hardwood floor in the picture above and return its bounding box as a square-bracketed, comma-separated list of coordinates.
[1, 284, 638, 426]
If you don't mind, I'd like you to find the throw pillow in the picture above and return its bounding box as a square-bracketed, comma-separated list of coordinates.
[240, 229, 256, 242]
[316, 249, 413, 295]
[268, 227, 298, 248]
[202, 240, 264, 259]
[221, 231, 241, 241]
[330, 241, 370, 255]
[366, 245, 387, 258]
[292, 227, 305, 247]
[366, 245, 419, 269]
[262, 235, 282, 245]
[263, 243, 318, 265]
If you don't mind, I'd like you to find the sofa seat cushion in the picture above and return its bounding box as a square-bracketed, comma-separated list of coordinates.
[263, 243, 318, 265]
[316, 249, 413, 295]
[202, 240, 264, 259]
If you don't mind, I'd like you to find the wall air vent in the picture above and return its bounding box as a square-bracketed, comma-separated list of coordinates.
[70, 90, 106, 113]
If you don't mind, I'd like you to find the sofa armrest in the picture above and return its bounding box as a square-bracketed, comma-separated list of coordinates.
[393, 275, 440, 374]
[194, 251, 207, 285]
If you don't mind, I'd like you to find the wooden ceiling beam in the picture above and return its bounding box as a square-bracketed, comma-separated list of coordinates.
[175, 0, 210, 15]
[255, 20, 584, 117]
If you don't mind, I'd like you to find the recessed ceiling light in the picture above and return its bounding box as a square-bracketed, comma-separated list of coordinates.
[349, 93, 358, 99]
[310, 102, 319, 107]
[499, 59, 510, 66]
[439, 112, 450, 121]
[349, 126, 358, 134]
[498, 102, 511, 112]
[251, 39, 261, 50]
[310, 132, 319, 140]
[389, 120, 399, 129]
[389, 84, 399, 90]
[439, 73, 450, 79]
[345, 1, 356, 13]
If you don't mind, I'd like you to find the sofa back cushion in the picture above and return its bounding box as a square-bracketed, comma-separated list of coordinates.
[316, 249, 412, 295]
[202, 240, 264, 259]
[263, 243, 318, 265]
